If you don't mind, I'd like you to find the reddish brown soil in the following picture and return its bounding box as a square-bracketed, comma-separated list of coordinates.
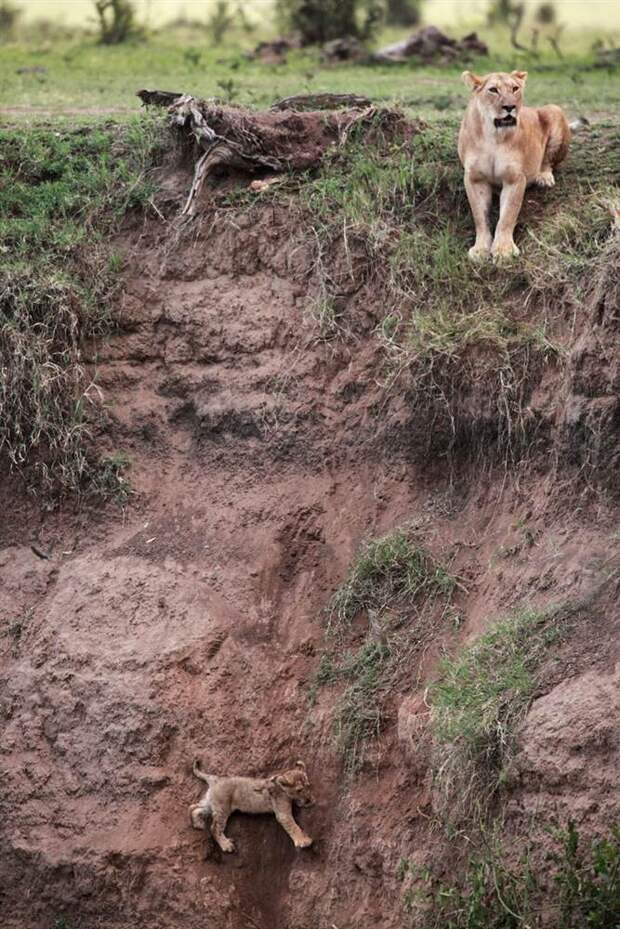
[0, 166, 618, 929]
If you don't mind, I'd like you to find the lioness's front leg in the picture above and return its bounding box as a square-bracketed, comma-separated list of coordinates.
[464, 174, 493, 259]
[274, 809, 313, 849]
[492, 175, 526, 258]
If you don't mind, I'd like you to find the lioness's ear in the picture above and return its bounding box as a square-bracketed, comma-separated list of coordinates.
[461, 71, 483, 91]
[511, 70, 528, 84]
[276, 774, 294, 789]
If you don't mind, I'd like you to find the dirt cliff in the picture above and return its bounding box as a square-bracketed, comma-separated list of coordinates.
[1, 135, 618, 929]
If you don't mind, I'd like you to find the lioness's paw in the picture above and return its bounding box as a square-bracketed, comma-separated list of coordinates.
[468, 245, 491, 262]
[534, 171, 555, 188]
[220, 838, 235, 853]
[492, 242, 520, 261]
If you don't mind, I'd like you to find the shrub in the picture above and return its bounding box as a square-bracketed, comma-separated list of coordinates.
[401, 821, 620, 929]
[275, 0, 383, 45]
[93, 0, 138, 45]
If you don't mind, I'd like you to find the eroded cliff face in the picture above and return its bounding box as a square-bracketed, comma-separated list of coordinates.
[1, 179, 618, 929]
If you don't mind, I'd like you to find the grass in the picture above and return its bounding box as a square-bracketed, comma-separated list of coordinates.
[314, 527, 456, 775]
[400, 820, 620, 929]
[327, 526, 456, 631]
[429, 602, 571, 820]
[0, 117, 164, 497]
[1, 20, 620, 122]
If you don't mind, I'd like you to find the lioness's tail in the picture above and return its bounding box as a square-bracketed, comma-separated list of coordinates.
[192, 758, 212, 784]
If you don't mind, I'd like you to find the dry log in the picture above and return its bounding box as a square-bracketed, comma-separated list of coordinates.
[136, 91, 420, 216]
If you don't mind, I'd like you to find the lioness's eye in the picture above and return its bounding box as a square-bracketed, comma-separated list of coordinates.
[512, 86, 520, 92]
[489, 87, 499, 94]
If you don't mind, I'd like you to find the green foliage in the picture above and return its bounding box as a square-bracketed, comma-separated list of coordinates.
[0, 118, 163, 497]
[334, 639, 391, 775]
[276, 0, 383, 44]
[206, 1, 235, 45]
[89, 451, 133, 502]
[401, 822, 620, 929]
[430, 604, 567, 818]
[94, 0, 139, 46]
[327, 527, 455, 630]
[553, 821, 620, 929]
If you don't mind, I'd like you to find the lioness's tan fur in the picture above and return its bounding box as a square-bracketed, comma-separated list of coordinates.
[190, 758, 314, 853]
[458, 70, 570, 259]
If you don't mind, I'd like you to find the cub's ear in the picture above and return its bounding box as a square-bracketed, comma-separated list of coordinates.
[295, 760, 306, 770]
[275, 774, 294, 789]
[461, 70, 483, 91]
[267, 775, 282, 794]
[511, 70, 528, 84]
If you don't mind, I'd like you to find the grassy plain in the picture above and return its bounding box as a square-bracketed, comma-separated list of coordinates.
[1, 22, 620, 122]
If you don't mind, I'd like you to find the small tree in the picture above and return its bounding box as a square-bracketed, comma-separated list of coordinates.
[276, 0, 383, 45]
[206, 1, 234, 45]
[93, 0, 137, 45]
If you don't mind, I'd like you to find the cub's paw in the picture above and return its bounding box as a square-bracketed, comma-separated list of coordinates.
[220, 838, 235, 853]
[533, 171, 555, 188]
[295, 835, 313, 849]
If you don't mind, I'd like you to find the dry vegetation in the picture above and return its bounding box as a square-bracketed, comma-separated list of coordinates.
[0, 118, 163, 497]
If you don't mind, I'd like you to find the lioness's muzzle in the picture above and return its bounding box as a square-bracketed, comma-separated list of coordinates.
[494, 115, 517, 128]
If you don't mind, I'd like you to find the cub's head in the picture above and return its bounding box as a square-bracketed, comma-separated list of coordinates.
[268, 760, 313, 806]
[462, 70, 527, 130]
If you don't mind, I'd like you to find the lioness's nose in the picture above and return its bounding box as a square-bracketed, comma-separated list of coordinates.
[503, 105, 516, 113]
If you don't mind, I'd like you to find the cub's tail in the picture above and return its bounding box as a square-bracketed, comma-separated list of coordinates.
[192, 758, 212, 784]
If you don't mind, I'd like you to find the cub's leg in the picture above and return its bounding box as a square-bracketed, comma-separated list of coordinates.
[211, 810, 235, 853]
[492, 176, 527, 258]
[274, 809, 313, 849]
[464, 174, 493, 259]
[190, 802, 209, 830]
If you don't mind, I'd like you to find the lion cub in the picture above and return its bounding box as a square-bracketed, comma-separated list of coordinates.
[190, 758, 314, 853]
[458, 70, 570, 259]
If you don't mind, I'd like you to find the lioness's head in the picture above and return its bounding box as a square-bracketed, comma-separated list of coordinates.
[269, 760, 314, 806]
[461, 70, 528, 130]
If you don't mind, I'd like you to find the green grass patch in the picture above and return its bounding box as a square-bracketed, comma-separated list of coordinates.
[327, 526, 456, 631]
[0, 117, 164, 497]
[400, 820, 620, 929]
[1, 27, 619, 123]
[314, 527, 456, 776]
[430, 603, 569, 820]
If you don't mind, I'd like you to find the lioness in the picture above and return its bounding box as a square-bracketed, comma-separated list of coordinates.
[458, 70, 570, 259]
[190, 758, 314, 853]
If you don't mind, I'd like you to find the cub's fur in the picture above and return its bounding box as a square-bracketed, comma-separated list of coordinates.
[458, 70, 570, 259]
[190, 758, 314, 853]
